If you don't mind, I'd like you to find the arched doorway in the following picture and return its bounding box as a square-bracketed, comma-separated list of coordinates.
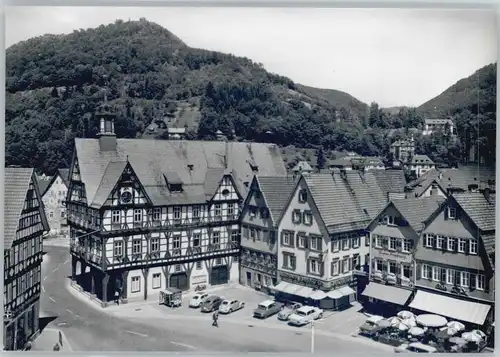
[210, 266, 229, 286]
[170, 273, 189, 291]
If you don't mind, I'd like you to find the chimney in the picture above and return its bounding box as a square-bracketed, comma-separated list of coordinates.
[96, 79, 117, 152]
[484, 188, 491, 201]
[438, 172, 443, 180]
[187, 164, 194, 171]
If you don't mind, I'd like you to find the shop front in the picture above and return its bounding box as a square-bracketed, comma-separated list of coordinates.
[361, 281, 413, 316]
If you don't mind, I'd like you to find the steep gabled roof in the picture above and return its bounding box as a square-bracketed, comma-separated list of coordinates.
[452, 192, 495, 232]
[371, 170, 407, 194]
[291, 161, 313, 172]
[392, 196, 445, 233]
[36, 175, 53, 197]
[58, 168, 71, 187]
[91, 161, 129, 208]
[256, 175, 296, 225]
[304, 170, 387, 234]
[5, 167, 49, 250]
[74, 139, 286, 208]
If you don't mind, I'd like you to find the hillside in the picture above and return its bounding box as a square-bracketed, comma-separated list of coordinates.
[6, 19, 377, 174]
[417, 63, 496, 166]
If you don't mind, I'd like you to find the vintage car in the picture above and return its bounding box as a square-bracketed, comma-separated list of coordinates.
[358, 315, 385, 337]
[277, 302, 303, 321]
[288, 306, 324, 326]
[253, 300, 284, 319]
[189, 292, 209, 308]
[395, 342, 437, 353]
[219, 299, 245, 314]
[200, 296, 223, 313]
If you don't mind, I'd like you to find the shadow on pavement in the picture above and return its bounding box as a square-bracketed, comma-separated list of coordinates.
[39, 316, 58, 333]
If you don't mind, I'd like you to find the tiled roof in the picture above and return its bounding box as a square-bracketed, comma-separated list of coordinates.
[36, 175, 53, 196]
[74, 139, 286, 208]
[58, 168, 71, 187]
[257, 176, 296, 224]
[408, 166, 496, 197]
[5, 168, 34, 250]
[371, 170, 407, 194]
[481, 232, 495, 256]
[410, 154, 434, 165]
[204, 168, 226, 198]
[392, 196, 445, 232]
[91, 161, 128, 207]
[304, 170, 387, 234]
[453, 192, 496, 232]
[425, 118, 453, 125]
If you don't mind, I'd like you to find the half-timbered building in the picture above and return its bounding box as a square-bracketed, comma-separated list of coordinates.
[66, 102, 286, 306]
[4, 167, 49, 350]
[239, 175, 296, 291]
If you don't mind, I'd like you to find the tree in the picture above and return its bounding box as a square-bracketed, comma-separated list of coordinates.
[316, 147, 326, 170]
[368, 102, 380, 127]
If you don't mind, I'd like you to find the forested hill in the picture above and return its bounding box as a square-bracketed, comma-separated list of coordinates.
[6, 19, 374, 174]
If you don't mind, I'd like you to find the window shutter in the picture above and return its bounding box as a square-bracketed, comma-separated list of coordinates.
[306, 259, 310, 274]
[290, 233, 295, 248]
[303, 235, 308, 249]
[454, 271, 461, 286]
[296, 234, 300, 248]
[440, 268, 446, 282]
[291, 256, 296, 270]
[317, 236, 322, 251]
[319, 262, 324, 276]
[470, 274, 476, 290]
[280, 231, 284, 245]
[365, 235, 370, 246]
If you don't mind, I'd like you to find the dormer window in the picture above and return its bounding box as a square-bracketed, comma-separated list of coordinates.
[164, 172, 183, 193]
[169, 183, 183, 192]
[298, 189, 307, 203]
[448, 207, 457, 220]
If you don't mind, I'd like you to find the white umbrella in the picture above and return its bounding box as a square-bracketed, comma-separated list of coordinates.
[397, 322, 410, 331]
[416, 314, 448, 328]
[397, 310, 415, 319]
[449, 337, 467, 346]
[471, 329, 487, 339]
[446, 327, 459, 336]
[462, 332, 482, 343]
[447, 321, 465, 331]
[402, 318, 417, 328]
[409, 326, 425, 336]
[388, 316, 402, 326]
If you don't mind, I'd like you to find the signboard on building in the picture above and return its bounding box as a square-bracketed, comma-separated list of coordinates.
[372, 248, 412, 264]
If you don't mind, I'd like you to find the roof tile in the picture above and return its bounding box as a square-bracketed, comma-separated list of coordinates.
[392, 196, 445, 232]
[257, 176, 296, 223]
[453, 192, 495, 232]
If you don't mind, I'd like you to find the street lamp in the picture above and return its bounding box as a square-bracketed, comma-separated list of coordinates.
[310, 318, 325, 353]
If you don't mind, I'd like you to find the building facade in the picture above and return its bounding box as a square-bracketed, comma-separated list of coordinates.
[273, 170, 387, 309]
[362, 197, 444, 312]
[422, 118, 455, 136]
[412, 191, 495, 328]
[66, 102, 286, 306]
[406, 154, 436, 178]
[239, 176, 295, 290]
[40, 168, 70, 236]
[390, 137, 415, 163]
[4, 167, 49, 350]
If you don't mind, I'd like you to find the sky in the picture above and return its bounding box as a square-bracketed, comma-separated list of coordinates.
[5, 7, 498, 107]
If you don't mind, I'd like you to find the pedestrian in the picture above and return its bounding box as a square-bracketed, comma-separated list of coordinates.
[114, 290, 120, 306]
[212, 310, 219, 327]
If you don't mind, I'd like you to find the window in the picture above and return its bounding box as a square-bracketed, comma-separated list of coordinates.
[214, 204, 222, 217]
[352, 236, 360, 248]
[133, 209, 142, 222]
[60, 211, 65, 218]
[460, 271, 469, 287]
[386, 216, 395, 225]
[196, 261, 202, 270]
[389, 261, 397, 274]
[216, 257, 222, 265]
[448, 207, 457, 219]
[403, 264, 411, 279]
[250, 228, 256, 240]
[432, 266, 439, 281]
[173, 206, 181, 220]
[342, 258, 349, 273]
[310, 237, 318, 250]
[303, 212, 313, 225]
[446, 269, 454, 285]
[352, 254, 360, 269]
[227, 203, 234, 217]
[469, 240, 478, 255]
[153, 208, 161, 221]
[331, 260, 340, 276]
[292, 210, 301, 224]
[436, 236, 444, 249]
[193, 233, 201, 247]
[269, 231, 276, 244]
[131, 276, 141, 293]
[332, 240, 339, 252]
[283, 253, 296, 270]
[389, 237, 397, 251]
[342, 239, 350, 250]
[298, 189, 307, 203]
[421, 264, 430, 279]
[192, 205, 200, 218]
[231, 231, 239, 244]
[49, 211, 54, 218]
[476, 274, 485, 290]
[425, 234, 435, 248]
[173, 235, 181, 249]
[132, 239, 142, 254]
[375, 235, 383, 248]
[150, 238, 159, 252]
[114, 241, 123, 257]
[309, 260, 319, 274]
[402, 239, 412, 252]
[298, 234, 307, 248]
[283, 231, 292, 246]
[175, 264, 181, 272]
[249, 206, 257, 217]
[152, 273, 161, 289]
[447, 237, 456, 251]
[212, 231, 220, 244]
[458, 238, 467, 253]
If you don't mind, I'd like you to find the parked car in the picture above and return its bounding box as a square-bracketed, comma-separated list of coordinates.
[359, 315, 384, 337]
[253, 300, 284, 319]
[288, 306, 323, 326]
[277, 302, 303, 321]
[200, 296, 222, 312]
[395, 342, 437, 353]
[219, 299, 245, 314]
[189, 292, 209, 308]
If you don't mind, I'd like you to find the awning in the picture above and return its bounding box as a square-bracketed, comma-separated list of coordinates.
[309, 290, 327, 300]
[326, 290, 343, 299]
[272, 282, 313, 297]
[409, 290, 491, 325]
[272, 281, 289, 293]
[362, 282, 412, 306]
[338, 286, 355, 296]
[283, 283, 303, 295]
[294, 286, 314, 298]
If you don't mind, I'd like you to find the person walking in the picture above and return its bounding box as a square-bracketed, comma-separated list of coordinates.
[114, 290, 120, 306]
[212, 310, 219, 327]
